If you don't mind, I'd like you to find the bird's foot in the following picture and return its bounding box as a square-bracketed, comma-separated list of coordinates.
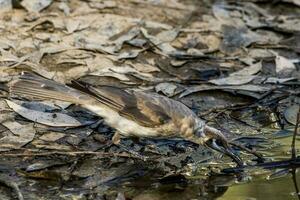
[112, 132, 148, 161]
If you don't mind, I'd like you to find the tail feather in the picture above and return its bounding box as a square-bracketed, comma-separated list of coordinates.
[10, 72, 95, 105]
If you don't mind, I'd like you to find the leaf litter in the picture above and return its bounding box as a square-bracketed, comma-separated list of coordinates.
[0, 0, 299, 199]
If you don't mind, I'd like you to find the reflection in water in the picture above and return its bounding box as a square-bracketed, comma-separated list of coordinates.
[292, 169, 300, 200]
[117, 168, 300, 200]
[219, 168, 300, 200]
[117, 134, 300, 200]
[126, 174, 235, 200]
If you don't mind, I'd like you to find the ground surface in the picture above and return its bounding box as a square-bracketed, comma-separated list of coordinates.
[0, 0, 300, 199]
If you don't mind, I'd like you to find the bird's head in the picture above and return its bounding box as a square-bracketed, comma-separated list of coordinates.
[194, 124, 244, 166]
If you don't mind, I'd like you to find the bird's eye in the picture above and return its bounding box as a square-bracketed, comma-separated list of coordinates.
[206, 138, 215, 145]
[215, 139, 223, 147]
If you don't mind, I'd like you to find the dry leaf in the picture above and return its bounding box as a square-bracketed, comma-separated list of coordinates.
[21, 0, 52, 12]
[275, 55, 296, 74]
[231, 62, 262, 76]
[180, 84, 270, 98]
[155, 82, 184, 97]
[209, 75, 256, 86]
[39, 132, 66, 142]
[6, 100, 83, 127]
[0, 121, 35, 150]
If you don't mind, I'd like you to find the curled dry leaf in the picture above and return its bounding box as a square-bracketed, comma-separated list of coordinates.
[6, 100, 82, 127]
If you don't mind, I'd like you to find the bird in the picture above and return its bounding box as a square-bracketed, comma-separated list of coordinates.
[9, 72, 244, 166]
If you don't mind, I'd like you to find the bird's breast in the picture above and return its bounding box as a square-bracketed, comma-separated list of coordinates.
[83, 104, 171, 138]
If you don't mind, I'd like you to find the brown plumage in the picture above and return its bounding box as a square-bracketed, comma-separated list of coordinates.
[10, 72, 244, 166]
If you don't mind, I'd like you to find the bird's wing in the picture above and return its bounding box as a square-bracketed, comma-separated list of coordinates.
[70, 81, 171, 127]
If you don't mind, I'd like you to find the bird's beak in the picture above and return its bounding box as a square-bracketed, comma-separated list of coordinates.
[203, 126, 244, 167]
[205, 139, 243, 166]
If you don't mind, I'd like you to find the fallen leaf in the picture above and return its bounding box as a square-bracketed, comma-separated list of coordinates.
[284, 105, 300, 125]
[264, 77, 296, 84]
[209, 75, 256, 86]
[64, 19, 81, 34]
[21, 0, 52, 12]
[231, 62, 262, 76]
[0, 0, 12, 13]
[117, 49, 141, 60]
[220, 25, 260, 55]
[126, 62, 160, 73]
[275, 55, 296, 74]
[155, 82, 181, 97]
[282, 0, 300, 6]
[276, 16, 300, 33]
[6, 100, 83, 127]
[88, 0, 117, 9]
[141, 28, 177, 54]
[127, 38, 147, 47]
[0, 121, 35, 150]
[39, 132, 66, 142]
[26, 160, 68, 172]
[179, 84, 270, 98]
[32, 139, 72, 150]
[156, 28, 179, 43]
[112, 26, 140, 52]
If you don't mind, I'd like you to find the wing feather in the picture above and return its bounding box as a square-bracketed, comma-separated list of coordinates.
[70, 82, 171, 127]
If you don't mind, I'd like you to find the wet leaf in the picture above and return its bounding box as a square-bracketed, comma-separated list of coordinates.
[267, 169, 289, 180]
[284, 104, 300, 125]
[220, 25, 260, 55]
[26, 160, 68, 172]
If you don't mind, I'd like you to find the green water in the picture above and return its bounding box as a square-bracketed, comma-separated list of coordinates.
[122, 134, 300, 200]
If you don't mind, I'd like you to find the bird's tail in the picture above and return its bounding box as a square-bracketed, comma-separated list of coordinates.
[10, 72, 95, 105]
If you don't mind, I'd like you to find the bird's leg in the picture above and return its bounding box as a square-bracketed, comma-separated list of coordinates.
[111, 132, 148, 161]
[112, 132, 121, 145]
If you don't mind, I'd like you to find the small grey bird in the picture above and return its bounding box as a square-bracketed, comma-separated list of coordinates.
[10, 72, 243, 166]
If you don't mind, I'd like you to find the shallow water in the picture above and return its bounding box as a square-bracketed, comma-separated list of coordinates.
[117, 133, 300, 200]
